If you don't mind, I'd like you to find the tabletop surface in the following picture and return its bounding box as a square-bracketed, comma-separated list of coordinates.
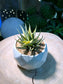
[0, 32, 63, 84]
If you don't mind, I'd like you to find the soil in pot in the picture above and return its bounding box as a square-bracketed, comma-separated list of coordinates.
[16, 41, 45, 56]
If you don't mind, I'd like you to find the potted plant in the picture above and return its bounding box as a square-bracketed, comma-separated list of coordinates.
[13, 24, 48, 70]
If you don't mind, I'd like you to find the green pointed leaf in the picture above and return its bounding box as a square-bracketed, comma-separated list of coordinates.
[33, 25, 37, 34]
[17, 35, 22, 41]
[25, 24, 27, 32]
[17, 40, 24, 44]
[16, 47, 26, 49]
[31, 33, 34, 39]
[20, 25, 26, 37]
[34, 33, 40, 41]
[29, 24, 32, 34]
[37, 36, 44, 45]
[37, 38, 42, 45]
[17, 29, 27, 40]
[28, 24, 32, 39]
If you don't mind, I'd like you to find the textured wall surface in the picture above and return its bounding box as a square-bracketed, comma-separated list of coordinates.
[0, 0, 18, 10]
[0, 0, 41, 10]
[21, 0, 40, 10]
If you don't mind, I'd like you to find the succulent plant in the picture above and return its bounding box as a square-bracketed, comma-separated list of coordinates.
[17, 24, 44, 52]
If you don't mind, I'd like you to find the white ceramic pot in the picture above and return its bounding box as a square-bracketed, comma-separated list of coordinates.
[13, 42, 48, 70]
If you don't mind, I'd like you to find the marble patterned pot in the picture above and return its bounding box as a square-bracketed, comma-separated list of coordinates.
[13, 42, 48, 70]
